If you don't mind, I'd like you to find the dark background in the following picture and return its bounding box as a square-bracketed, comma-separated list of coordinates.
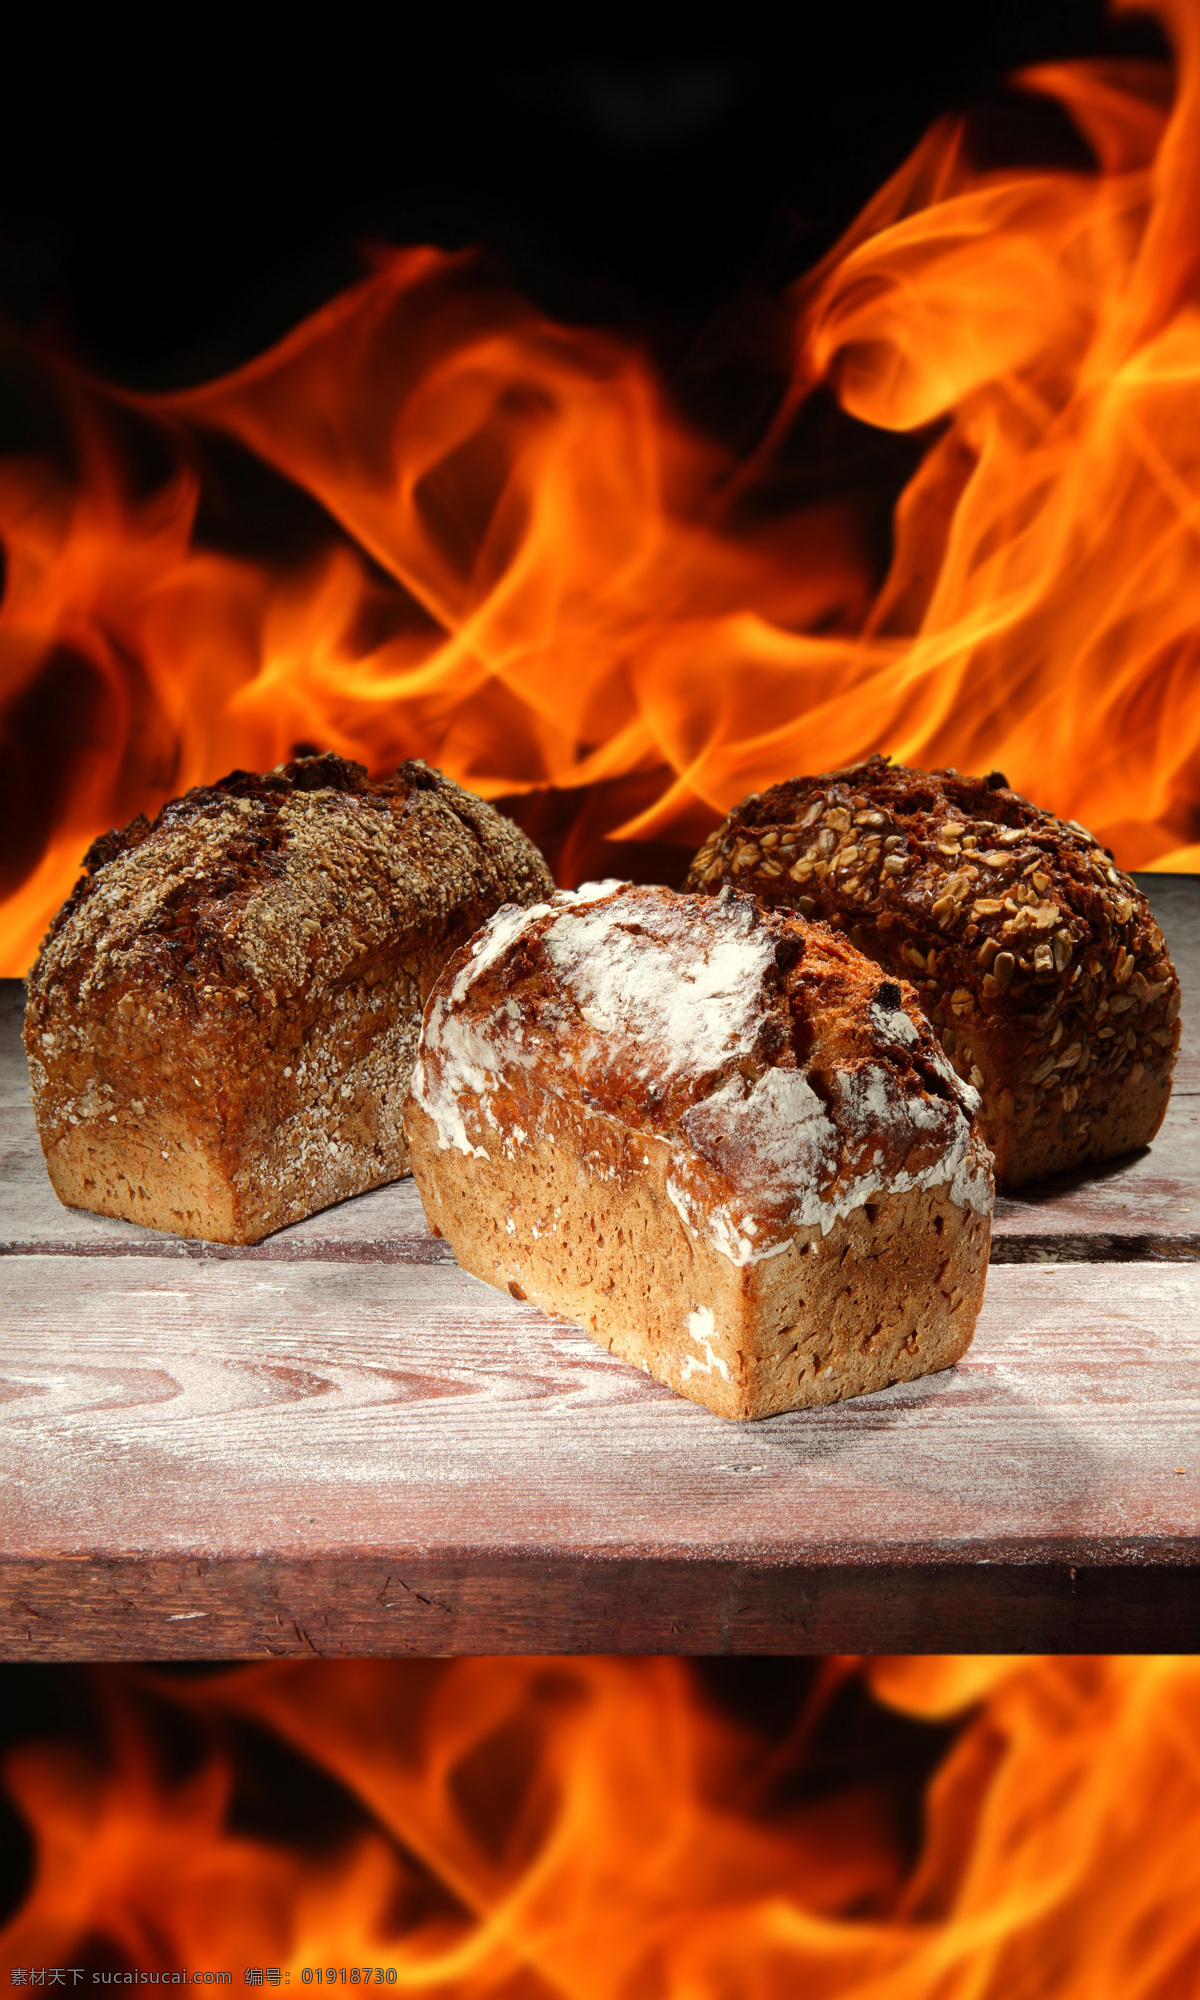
[0, 6, 1168, 398]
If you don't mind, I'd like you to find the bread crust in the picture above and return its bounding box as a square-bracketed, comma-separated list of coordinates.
[684, 758, 1181, 1188]
[24, 754, 553, 1243]
[405, 883, 993, 1419]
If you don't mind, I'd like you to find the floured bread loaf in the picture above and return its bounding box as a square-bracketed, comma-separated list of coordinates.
[405, 882, 993, 1420]
[25, 753, 553, 1244]
[685, 757, 1181, 1189]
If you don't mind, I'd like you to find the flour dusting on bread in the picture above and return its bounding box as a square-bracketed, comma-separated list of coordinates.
[406, 882, 993, 1418]
[415, 880, 989, 1265]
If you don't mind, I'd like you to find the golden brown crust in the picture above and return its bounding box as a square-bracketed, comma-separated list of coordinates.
[405, 883, 993, 1418]
[683, 757, 1181, 1188]
[408, 1108, 989, 1421]
[24, 753, 554, 1242]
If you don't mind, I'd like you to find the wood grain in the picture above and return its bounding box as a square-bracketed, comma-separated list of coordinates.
[3, 1556, 1193, 1658]
[1, 1256, 1195, 1656]
[2, 874, 1196, 1655]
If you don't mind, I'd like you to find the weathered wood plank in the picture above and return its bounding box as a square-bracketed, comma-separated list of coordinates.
[1135, 875, 1200, 1091]
[3, 1556, 1192, 1658]
[990, 1098, 1200, 1261]
[4, 875, 1197, 1262]
[1, 1256, 1195, 1656]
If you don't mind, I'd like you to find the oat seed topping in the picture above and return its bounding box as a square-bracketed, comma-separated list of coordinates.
[682, 753, 1180, 1188]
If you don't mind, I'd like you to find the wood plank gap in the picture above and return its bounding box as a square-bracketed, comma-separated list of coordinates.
[990, 1234, 1200, 1263]
[0, 1233, 453, 1264]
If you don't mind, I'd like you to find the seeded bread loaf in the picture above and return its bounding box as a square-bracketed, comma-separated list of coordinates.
[25, 753, 554, 1244]
[404, 882, 993, 1420]
[684, 757, 1181, 1189]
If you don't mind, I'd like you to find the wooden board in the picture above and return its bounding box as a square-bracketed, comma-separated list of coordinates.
[1, 874, 1197, 1657]
[1, 1257, 1196, 1656]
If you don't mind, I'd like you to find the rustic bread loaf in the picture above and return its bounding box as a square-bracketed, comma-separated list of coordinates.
[25, 753, 553, 1243]
[405, 882, 993, 1420]
[684, 758, 1181, 1190]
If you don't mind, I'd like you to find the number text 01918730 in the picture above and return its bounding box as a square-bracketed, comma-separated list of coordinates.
[300, 1975, 397, 1987]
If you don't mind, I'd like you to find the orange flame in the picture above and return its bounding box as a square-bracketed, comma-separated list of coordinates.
[2, 1656, 1198, 1996]
[4, 8, 1200, 975]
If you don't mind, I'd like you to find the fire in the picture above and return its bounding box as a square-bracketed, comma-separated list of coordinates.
[4, 10, 1200, 975]
[2, 1657, 1197, 1995]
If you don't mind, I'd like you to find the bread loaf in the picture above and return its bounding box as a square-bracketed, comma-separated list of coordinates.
[685, 758, 1181, 1189]
[405, 882, 993, 1420]
[25, 753, 553, 1243]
